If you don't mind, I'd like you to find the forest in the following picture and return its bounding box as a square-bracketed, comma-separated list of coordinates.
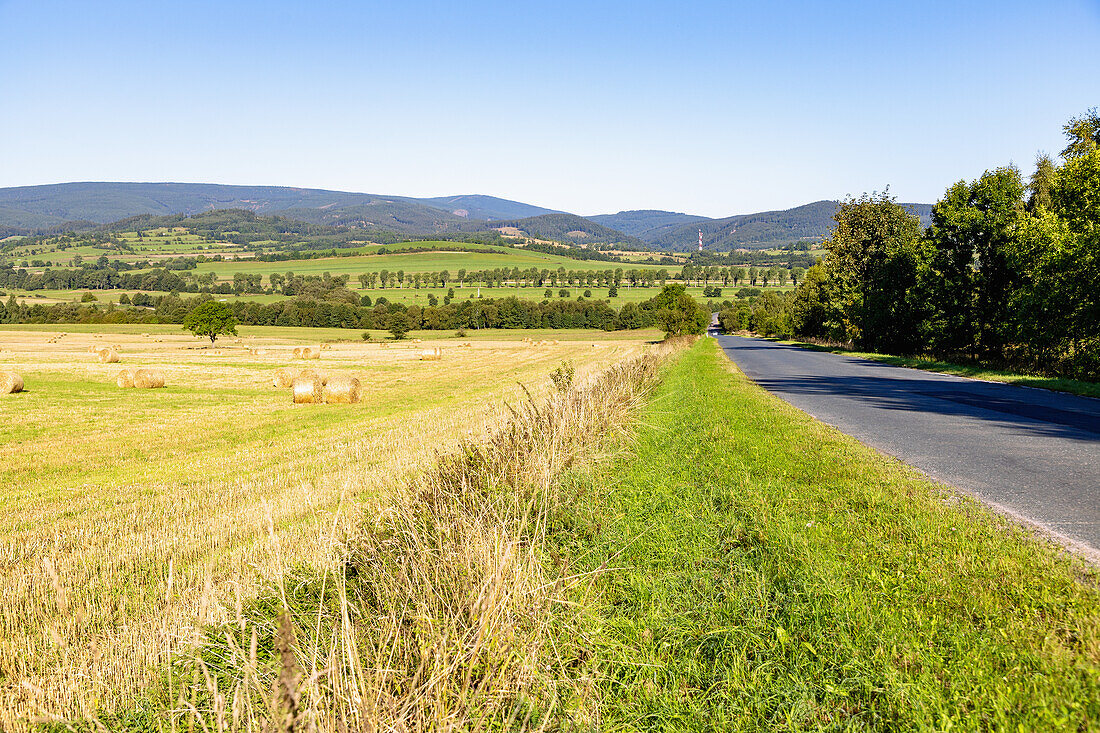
[721, 110, 1100, 380]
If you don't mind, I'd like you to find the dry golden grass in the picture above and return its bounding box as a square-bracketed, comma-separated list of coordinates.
[0, 326, 652, 727]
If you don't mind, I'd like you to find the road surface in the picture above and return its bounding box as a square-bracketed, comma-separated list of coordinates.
[714, 333, 1100, 557]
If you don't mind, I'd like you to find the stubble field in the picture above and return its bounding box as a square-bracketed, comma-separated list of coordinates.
[0, 324, 653, 724]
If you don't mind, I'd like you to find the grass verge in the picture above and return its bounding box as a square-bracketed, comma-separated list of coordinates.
[551, 338, 1100, 729]
[776, 337, 1100, 400]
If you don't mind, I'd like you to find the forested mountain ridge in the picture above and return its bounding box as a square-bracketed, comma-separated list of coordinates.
[485, 213, 646, 246]
[588, 210, 712, 236]
[648, 201, 934, 251]
[0, 182, 931, 250]
[417, 194, 562, 220]
[0, 183, 563, 233]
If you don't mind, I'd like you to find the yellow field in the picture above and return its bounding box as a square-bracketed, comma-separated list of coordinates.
[0, 325, 653, 724]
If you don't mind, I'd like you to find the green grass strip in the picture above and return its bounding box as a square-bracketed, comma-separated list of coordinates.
[554, 338, 1100, 731]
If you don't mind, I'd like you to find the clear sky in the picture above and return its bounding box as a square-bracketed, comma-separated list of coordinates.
[1, 0, 1097, 217]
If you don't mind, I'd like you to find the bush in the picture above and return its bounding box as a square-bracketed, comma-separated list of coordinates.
[80, 292, 97, 302]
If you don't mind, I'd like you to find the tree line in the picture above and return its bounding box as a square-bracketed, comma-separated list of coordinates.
[720, 110, 1100, 380]
[0, 283, 707, 334]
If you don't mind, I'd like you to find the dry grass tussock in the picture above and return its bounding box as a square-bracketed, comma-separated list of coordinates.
[0, 327, 654, 728]
[167, 340, 682, 732]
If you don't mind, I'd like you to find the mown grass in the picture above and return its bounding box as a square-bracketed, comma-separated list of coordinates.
[551, 338, 1100, 729]
[779, 338, 1100, 400]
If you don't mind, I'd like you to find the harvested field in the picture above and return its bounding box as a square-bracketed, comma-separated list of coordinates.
[0, 324, 654, 723]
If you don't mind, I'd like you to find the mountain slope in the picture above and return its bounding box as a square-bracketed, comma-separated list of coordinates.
[0, 182, 563, 233]
[417, 194, 562, 221]
[648, 200, 934, 251]
[486, 213, 645, 245]
[588, 210, 711, 237]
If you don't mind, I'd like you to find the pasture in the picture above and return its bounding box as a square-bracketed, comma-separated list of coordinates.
[0, 323, 654, 723]
[4, 283, 786, 311]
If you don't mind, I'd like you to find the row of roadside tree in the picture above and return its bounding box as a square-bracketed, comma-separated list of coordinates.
[721, 110, 1100, 380]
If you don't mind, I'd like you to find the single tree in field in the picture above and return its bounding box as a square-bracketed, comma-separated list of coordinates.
[183, 301, 237, 344]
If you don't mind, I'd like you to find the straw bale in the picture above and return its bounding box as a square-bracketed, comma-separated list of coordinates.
[116, 368, 138, 388]
[292, 375, 324, 404]
[0, 371, 23, 394]
[298, 368, 329, 385]
[273, 367, 300, 388]
[323, 376, 361, 404]
[97, 348, 120, 363]
[419, 347, 442, 361]
[133, 368, 166, 389]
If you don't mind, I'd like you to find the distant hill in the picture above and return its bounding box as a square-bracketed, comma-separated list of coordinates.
[645, 200, 934, 251]
[0, 182, 565, 234]
[588, 210, 711, 237]
[0, 182, 932, 251]
[488, 213, 645, 246]
[417, 194, 561, 221]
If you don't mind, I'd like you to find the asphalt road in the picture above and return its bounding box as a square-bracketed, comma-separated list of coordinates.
[714, 333, 1100, 556]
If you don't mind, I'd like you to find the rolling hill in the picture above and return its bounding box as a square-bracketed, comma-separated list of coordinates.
[588, 210, 711, 237]
[644, 200, 934, 251]
[0, 182, 933, 251]
[0, 183, 566, 234]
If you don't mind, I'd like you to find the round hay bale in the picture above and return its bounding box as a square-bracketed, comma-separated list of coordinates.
[292, 346, 304, 358]
[300, 346, 321, 360]
[88, 345, 99, 353]
[249, 347, 268, 356]
[97, 348, 120, 364]
[298, 368, 329, 386]
[133, 368, 166, 389]
[320, 343, 331, 350]
[419, 347, 442, 361]
[116, 368, 138, 388]
[273, 367, 300, 388]
[0, 371, 24, 394]
[292, 376, 324, 404]
[323, 376, 361, 404]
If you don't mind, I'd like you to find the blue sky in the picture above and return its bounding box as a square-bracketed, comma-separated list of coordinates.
[1, 0, 1097, 217]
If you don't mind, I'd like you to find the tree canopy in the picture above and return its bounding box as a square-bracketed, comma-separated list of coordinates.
[183, 300, 238, 343]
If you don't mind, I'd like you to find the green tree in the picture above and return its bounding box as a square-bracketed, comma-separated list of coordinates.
[388, 312, 410, 340]
[823, 193, 924, 353]
[1027, 153, 1057, 213]
[183, 301, 238, 344]
[644, 284, 709, 337]
[787, 264, 836, 339]
[1061, 108, 1100, 160]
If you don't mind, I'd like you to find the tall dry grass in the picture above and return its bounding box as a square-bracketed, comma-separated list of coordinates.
[163, 344, 680, 732]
